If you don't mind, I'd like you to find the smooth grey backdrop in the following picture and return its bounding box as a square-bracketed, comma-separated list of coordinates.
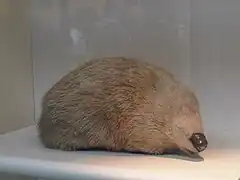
[31, 0, 240, 150]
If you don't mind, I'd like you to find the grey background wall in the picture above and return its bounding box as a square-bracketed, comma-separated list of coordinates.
[0, 0, 34, 134]
[0, 0, 36, 179]
[32, 0, 191, 123]
[190, 0, 240, 148]
[32, 0, 240, 150]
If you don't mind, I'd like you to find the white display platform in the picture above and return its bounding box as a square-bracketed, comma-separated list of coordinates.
[0, 126, 239, 180]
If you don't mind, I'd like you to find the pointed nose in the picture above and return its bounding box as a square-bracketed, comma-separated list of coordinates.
[189, 133, 208, 152]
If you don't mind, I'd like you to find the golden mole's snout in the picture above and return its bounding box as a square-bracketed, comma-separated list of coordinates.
[189, 133, 208, 152]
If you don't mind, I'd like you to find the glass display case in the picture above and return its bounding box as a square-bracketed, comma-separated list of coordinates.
[0, 0, 239, 179]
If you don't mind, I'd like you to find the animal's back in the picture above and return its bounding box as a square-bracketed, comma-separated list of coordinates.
[38, 57, 180, 153]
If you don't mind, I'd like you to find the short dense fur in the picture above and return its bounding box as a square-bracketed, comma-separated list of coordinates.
[38, 57, 205, 155]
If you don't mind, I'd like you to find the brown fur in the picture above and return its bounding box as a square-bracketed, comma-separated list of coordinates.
[38, 57, 205, 154]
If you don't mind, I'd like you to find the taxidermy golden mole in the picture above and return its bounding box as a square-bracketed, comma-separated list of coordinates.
[38, 57, 208, 157]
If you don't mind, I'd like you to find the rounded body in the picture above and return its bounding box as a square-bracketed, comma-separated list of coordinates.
[38, 57, 207, 155]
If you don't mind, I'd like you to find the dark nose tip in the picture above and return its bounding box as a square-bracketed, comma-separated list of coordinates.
[189, 133, 208, 152]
